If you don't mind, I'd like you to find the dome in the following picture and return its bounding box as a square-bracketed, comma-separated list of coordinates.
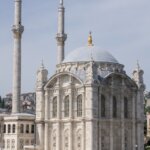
[63, 46, 118, 63]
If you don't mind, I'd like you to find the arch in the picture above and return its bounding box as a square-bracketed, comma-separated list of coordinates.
[44, 72, 83, 90]
[101, 94, 106, 117]
[52, 97, 57, 118]
[104, 72, 137, 89]
[113, 96, 117, 118]
[77, 95, 82, 117]
[64, 95, 69, 117]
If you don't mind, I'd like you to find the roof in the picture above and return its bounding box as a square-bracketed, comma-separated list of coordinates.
[63, 46, 118, 63]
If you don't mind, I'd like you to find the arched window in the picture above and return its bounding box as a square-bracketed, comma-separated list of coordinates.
[77, 95, 82, 117]
[124, 97, 128, 118]
[113, 96, 117, 118]
[31, 124, 34, 134]
[53, 97, 57, 118]
[20, 124, 24, 133]
[64, 96, 69, 117]
[8, 124, 11, 133]
[26, 124, 29, 133]
[12, 124, 15, 133]
[3, 124, 6, 133]
[101, 95, 106, 117]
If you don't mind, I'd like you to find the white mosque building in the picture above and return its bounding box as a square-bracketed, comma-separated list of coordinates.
[0, 0, 145, 150]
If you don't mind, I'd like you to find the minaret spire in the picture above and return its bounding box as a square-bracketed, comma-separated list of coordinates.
[56, 0, 67, 64]
[12, 0, 24, 113]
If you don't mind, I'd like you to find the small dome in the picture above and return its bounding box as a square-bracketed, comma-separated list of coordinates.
[63, 46, 118, 63]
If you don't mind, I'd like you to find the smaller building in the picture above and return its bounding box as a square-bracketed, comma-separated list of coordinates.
[0, 113, 35, 150]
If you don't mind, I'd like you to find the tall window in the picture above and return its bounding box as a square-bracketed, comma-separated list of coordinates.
[113, 96, 117, 118]
[53, 97, 57, 118]
[8, 124, 11, 133]
[20, 124, 24, 133]
[124, 97, 128, 118]
[101, 95, 106, 117]
[3, 124, 6, 133]
[77, 95, 82, 117]
[26, 125, 29, 133]
[12, 124, 16, 133]
[64, 96, 69, 117]
[31, 125, 34, 134]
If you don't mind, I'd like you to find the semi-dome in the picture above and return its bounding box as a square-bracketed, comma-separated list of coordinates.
[63, 46, 118, 63]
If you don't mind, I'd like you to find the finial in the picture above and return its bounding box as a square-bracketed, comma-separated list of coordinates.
[136, 60, 140, 71]
[60, 0, 63, 5]
[40, 59, 44, 69]
[88, 31, 93, 46]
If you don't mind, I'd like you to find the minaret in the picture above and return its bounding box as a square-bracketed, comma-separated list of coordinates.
[132, 61, 145, 89]
[12, 0, 24, 113]
[56, 0, 67, 64]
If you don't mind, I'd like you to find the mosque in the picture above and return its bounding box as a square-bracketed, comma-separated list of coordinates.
[0, 0, 145, 150]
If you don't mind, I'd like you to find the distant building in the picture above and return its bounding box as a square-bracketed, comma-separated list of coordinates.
[3, 93, 35, 114]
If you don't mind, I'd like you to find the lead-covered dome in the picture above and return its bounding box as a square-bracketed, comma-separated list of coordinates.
[63, 46, 118, 63]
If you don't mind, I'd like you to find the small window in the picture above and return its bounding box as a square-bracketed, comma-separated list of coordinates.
[101, 95, 106, 117]
[113, 96, 117, 118]
[31, 125, 34, 134]
[12, 139, 15, 149]
[53, 97, 57, 118]
[124, 97, 128, 118]
[7, 139, 10, 148]
[8, 124, 11, 133]
[20, 124, 24, 133]
[3, 124, 6, 133]
[12, 124, 16, 133]
[64, 96, 69, 117]
[77, 95, 82, 117]
[26, 125, 29, 133]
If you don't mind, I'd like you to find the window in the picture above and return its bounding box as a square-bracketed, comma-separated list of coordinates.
[124, 97, 128, 118]
[20, 139, 24, 149]
[77, 95, 82, 117]
[101, 95, 106, 117]
[26, 125, 29, 133]
[12, 124, 16, 133]
[113, 96, 117, 118]
[7, 139, 10, 148]
[8, 124, 11, 133]
[31, 124, 34, 134]
[53, 97, 57, 118]
[3, 124, 6, 133]
[12, 139, 15, 149]
[3, 140, 5, 148]
[20, 124, 24, 133]
[64, 96, 69, 117]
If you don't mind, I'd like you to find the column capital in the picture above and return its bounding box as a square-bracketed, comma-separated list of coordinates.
[12, 25, 24, 38]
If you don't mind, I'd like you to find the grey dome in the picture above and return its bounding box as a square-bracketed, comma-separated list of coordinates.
[63, 46, 118, 63]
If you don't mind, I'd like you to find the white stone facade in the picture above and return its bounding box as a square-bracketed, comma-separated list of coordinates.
[35, 59, 145, 150]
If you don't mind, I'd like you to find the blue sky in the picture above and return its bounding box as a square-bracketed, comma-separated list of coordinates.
[0, 0, 150, 96]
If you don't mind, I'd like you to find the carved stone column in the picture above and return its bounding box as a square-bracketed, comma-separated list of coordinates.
[44, 90, 49, 150]
[121, 80, 125, 150]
